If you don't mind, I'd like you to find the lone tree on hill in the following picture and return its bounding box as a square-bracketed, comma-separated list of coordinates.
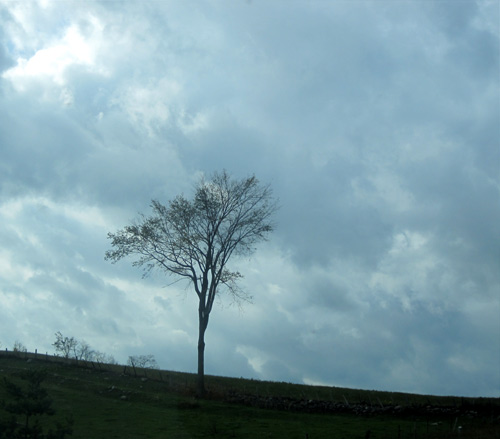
[105, 170, 278, 396]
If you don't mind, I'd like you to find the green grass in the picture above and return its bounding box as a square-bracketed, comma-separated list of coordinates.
[0, 352, 498, 439]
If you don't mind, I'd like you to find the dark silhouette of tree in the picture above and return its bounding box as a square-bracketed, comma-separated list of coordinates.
[52, 333, 115, 364]
[128, 355, 158, 370]
[0, 369, 73, 439]
[105, 170, 278, 396]
[52, 332, 77, 359]
[12, 341, 27, 354]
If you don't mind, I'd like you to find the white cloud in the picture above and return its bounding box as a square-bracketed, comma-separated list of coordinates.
[2, 7, 108, 106]
[5, 25, 92, 85]
[0, 195, 112, 232]
[3, 18, 104, 88]
[111, 78, 181, 137]
[236, 345, 269, 374]
[0, 249, 39, 285]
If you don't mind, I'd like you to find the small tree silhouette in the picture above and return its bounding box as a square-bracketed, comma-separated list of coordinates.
[0, 369, 73, 439]
[12, 341, 27, 354]
[52, 332, 78, 359]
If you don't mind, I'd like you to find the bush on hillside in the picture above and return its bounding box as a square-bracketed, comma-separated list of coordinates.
[0, 369, 73, 438]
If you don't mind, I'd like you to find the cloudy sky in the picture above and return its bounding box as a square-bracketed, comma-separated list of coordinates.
[0, 0, 498, 398]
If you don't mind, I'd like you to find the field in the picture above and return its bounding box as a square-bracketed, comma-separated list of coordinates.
[0, 351, 498, 439]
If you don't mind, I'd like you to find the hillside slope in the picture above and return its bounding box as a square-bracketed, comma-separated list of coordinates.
[0, 352, 498, 438]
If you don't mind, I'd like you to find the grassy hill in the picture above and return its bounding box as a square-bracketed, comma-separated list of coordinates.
[0, 351, 498, 438]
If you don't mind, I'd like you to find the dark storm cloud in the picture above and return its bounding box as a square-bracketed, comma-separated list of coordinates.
[0, 0, 497, 397]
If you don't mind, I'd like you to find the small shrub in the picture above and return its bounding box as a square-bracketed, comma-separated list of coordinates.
[0, 369, 73, 438]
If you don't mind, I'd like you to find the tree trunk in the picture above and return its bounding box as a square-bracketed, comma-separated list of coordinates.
[197, 332, 205, 397]
[197, 308, 208, 397]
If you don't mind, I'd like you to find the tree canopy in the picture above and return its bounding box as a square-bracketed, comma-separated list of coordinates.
[105, 170, 278, 395]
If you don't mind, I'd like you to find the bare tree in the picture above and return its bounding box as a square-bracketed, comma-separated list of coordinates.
[128, 354, 158, 369]
[105, 170, 278, 396]
[12, 340, 27, 353]
[76, 340, 95, 361]
[52, 332, 78, 359]
[94, 351, 117, 365]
